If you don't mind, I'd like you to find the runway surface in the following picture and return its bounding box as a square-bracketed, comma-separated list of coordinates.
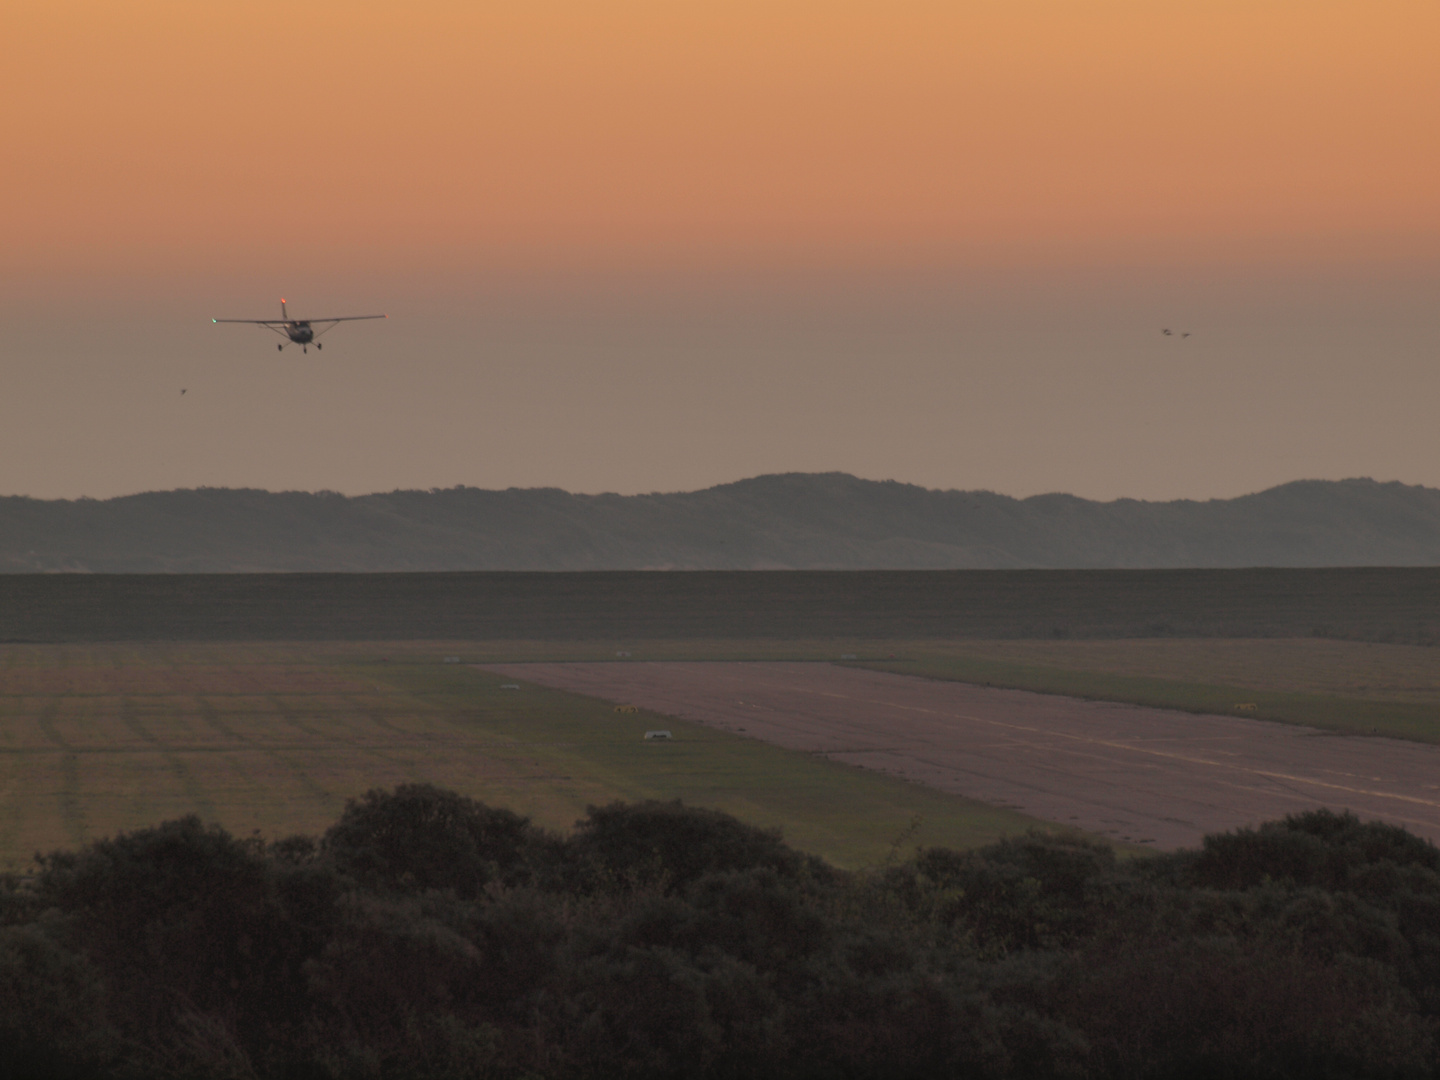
[481, 662, 1440, 850]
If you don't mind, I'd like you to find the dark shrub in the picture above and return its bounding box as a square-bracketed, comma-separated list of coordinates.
[6, 792, 1439, 1079]
[914, 833, 1117, 952]
[0, 924, 115, 1079]
[36, 817, 276, 1031]
[304, 893, 485, 1038]
[33, 815, 344, 1071]
[683, 868, 832, 980]
[547, 943, 764, 1079]
[322, 783, 544, 897]
[1068, 934, 1436, 1079]
[1190, 809, 1440, 893]
[568, 800, 812, 893]
[465, 889, 569, 1023]
[610, 867, 832, 992]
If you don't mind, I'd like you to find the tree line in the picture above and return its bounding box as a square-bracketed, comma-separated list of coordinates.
[2, 785, 1437, 1079]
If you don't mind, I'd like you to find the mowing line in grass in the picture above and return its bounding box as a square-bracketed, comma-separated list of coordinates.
[0, 753, 24, 863]
[121, 696, 220, 824]
[259, 696, 342, 811]
[56, 751, 86, 851]
[196, 696, 247, 743]
[35, 698, 72, 751]
[26, 698, 85, 850]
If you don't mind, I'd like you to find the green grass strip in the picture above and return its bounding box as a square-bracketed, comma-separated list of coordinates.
[852, 656, 1440, 744]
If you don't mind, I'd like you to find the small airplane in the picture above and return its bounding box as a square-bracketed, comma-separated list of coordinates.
[212, 299, 386, 352]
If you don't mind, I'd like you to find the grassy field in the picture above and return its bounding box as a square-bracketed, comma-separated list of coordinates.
[3, 633, 1435, 871]
[300, 636, 1440, 743]
[904, 638, 1440, 703]
[0, 641, 1057, 871]
[848, 638, 1440, 744]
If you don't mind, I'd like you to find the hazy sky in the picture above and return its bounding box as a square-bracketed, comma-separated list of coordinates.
[4, 2, 1438, 501]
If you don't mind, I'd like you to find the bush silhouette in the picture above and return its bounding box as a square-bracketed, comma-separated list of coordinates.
[323, 783, 544, 897]
[36, 818, 280, 1032]
[568, 800, 812, 892]
[1189, 809, 1440, 893]
[0, 925, 115, 1079]
[4, 790, 1439, 1079]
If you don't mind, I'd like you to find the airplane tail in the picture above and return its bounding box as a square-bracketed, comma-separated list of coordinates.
[280, 298, 288, 320]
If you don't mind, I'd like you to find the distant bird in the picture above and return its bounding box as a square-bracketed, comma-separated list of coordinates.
[180, 388, 187, 395]
[1162, 329, 1173, 336]
[1181, 332, 1192, 338]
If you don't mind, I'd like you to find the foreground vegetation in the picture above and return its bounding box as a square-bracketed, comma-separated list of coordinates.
[2, 787, 1437, 1079]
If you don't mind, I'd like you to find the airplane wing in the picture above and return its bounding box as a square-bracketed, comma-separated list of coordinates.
[211, 313, 386, 341]
[308, 315, 386, 339]
[211, 315, 386, 324]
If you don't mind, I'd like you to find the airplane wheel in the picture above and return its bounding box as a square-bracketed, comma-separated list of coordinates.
[277, 344, 283, 351]
[316, 343, 322, 350]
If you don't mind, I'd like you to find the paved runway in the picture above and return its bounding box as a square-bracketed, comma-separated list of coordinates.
[482, 662, 1440, 849]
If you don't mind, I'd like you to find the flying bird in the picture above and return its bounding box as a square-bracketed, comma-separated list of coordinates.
[180, 388, 187, 395]
[1162, 329, 1173, 336]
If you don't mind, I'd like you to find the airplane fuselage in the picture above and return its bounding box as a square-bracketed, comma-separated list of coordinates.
[286, 322, 315, 344]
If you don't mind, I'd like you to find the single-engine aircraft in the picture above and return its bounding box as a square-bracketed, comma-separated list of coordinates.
[212, 299, 386, 352]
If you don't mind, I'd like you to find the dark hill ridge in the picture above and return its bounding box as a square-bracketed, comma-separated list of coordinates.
[2, 473, 1439, 572]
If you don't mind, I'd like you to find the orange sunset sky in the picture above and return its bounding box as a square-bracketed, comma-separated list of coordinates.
[3, 2, 1439, 501]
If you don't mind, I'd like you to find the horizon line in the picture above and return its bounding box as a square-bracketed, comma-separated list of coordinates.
[0, 473, 1427, 507]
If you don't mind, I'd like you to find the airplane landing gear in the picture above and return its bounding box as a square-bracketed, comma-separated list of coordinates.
[277, 343, 283, 351]
[316, 343, 322, 350]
